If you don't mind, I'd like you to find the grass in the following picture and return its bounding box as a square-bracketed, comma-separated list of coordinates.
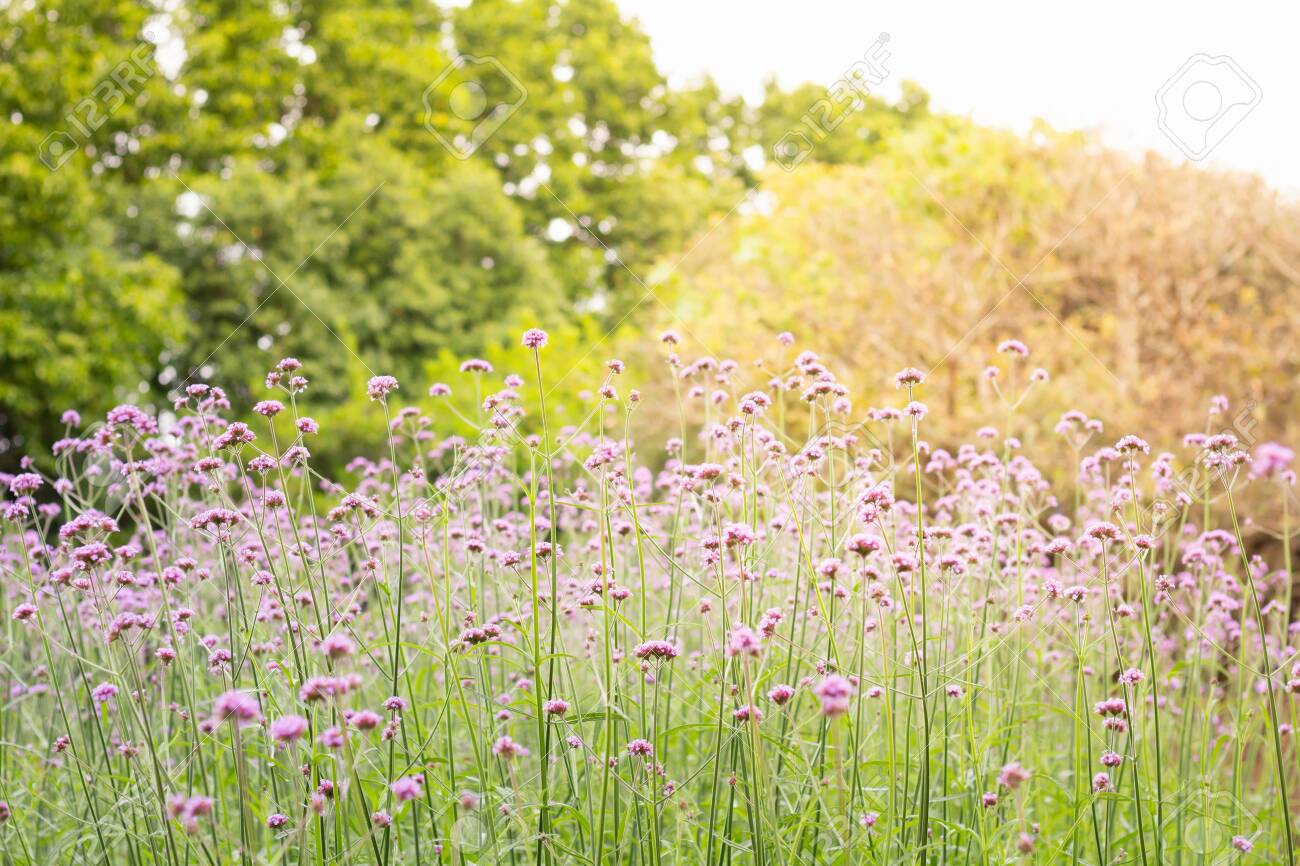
[0, 334, 1296, 866]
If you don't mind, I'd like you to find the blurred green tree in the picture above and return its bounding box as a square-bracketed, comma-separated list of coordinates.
[0, 0, 190, 454]
[0, 0, 920, 468]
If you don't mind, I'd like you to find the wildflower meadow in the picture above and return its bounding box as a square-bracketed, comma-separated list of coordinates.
[1, 330, 1297, 866]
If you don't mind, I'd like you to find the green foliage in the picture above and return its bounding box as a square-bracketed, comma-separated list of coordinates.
[444, 0, 752, 311]
[129, 126, 562, 408]
[303, 310, 623, 473]
[425, 309, 627, 428]
[0, 0, 189, 453]
[756, 78, 930, 167]
[0, 0, 921, 472]
[0, 235, 185, 454]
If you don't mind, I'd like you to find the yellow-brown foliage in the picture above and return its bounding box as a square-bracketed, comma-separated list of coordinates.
[628, 117, 1300, 490]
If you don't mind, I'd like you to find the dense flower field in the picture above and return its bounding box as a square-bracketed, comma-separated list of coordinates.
[1, 331, 1297, 866]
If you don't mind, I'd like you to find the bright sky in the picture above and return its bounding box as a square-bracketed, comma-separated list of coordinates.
[616, 0, 1300, 192]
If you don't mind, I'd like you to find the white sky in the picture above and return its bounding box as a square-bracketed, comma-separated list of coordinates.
[616, 0, 1300, 192]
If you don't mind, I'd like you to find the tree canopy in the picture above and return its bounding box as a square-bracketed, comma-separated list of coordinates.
[5, 0, 1292, 482]
[0, 0, 926, 465]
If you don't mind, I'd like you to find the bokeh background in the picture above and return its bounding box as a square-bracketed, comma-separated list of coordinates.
[3, 0, 1298, 496]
